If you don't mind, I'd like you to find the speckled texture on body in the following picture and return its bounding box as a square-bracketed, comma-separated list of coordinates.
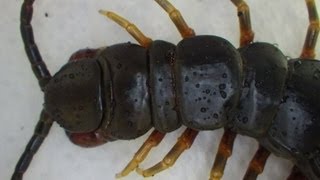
[1, 0, 320, 180]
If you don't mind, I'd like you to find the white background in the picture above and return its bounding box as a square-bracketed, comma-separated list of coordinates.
[1, 0, 320, 180]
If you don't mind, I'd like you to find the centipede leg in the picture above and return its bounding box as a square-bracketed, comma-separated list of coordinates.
[136, 128, 198, 177]
[243, 145, 270, 180]
[99, 10, 153, 48]
[300, 0, 320, 58]
[230, 0, 254, 47]
[115, 130, 165, 178]
[154, 0, 195, 38]
[11, 110, 53, 180]
[209, 129, 237, 180]
[286, 166, 308, 180]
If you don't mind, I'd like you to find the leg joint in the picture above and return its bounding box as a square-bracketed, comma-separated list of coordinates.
[310, 20, 320, 30]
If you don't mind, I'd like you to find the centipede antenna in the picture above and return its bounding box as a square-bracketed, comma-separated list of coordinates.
[154, 0, 195, 38]
[230, 0, 254, 47]
[21, 0, 52, 91]
[11, 110, 53, 180]
[115, 130, 166, 178]
[243, 145, 270, 180]
[287, 166, 308, 180]
[209, 129, 236, 180]
[99, 10, 153, 48]
[136, 128, 198, 177]
[300, 0, 320, 59]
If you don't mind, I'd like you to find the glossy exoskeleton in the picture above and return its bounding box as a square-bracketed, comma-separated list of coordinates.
[13, 0, 320, 179]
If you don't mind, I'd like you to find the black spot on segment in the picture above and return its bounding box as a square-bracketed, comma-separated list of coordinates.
[222, 73, 227, 78]
[242, 117, 248, 124]
[185, 76, 189, 82]
[219, 84, 226, 90]
[220, 91, 227, 99]
[116, 63, 122, 69]
[200, 107, 207, 113]
[69, 74, 75, 79]
[213, 113, 219, 119]
[78, 106, 84, 111]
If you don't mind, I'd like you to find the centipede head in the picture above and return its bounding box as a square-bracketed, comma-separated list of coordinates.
[43, 58, 104, 133]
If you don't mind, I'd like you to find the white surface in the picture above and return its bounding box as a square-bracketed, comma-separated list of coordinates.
[1, 0, 319, 180]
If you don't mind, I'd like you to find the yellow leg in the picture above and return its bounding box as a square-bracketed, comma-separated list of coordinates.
[230, 0, 254, 47]
[116, 130, 165, 178]
[99, 10, 153, 48]
[243, 146, 270, 180]
[136, 128, 199, 177]
[209, 129, 237, 180]
[300, 0, 320, 59]
[154, 0, 195, 38]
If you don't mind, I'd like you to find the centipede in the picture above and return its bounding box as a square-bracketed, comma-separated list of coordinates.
[12, 0, 320, 179]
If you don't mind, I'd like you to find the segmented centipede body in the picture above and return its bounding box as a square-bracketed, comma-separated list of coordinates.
[10, 0, 320, 180]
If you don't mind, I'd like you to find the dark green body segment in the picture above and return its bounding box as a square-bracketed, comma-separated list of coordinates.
[174, 36, 242, 130]
[149, 40, 181, 133]
[259, 59, 320, 179]
[98, 43, 152, 139]
[44, 59, 103, 133]
[231, 43, 288, 137]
